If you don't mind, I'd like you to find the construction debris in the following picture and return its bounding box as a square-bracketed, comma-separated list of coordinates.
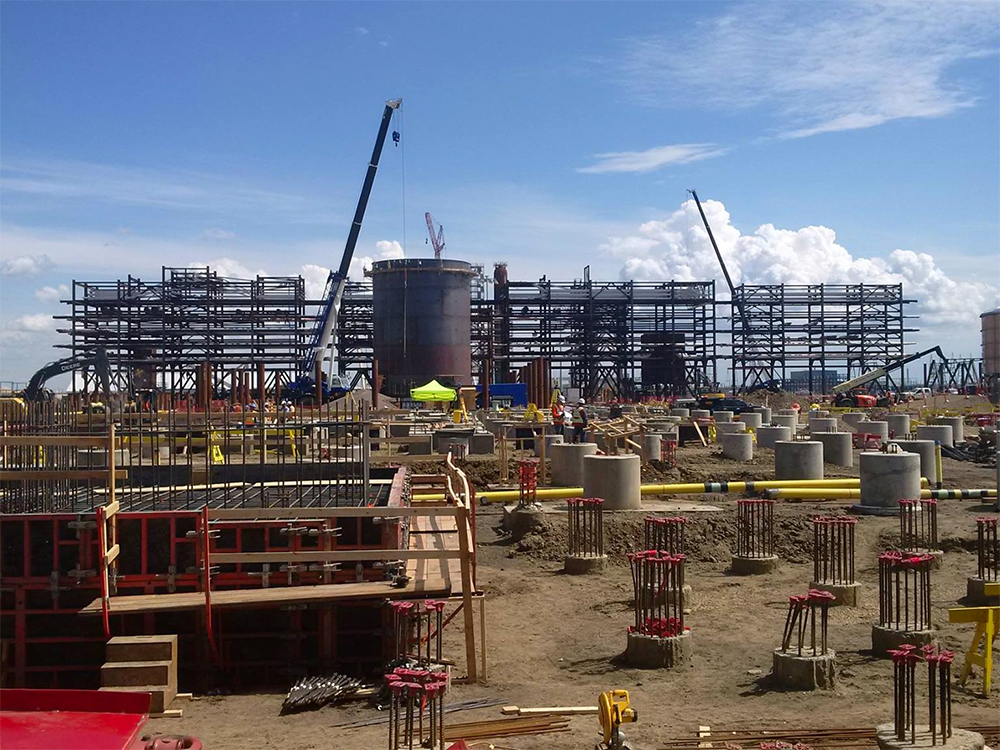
[280, 673, 369, 714]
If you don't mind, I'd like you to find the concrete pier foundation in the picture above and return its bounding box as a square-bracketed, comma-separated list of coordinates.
[875, 725, 984, 750]
[773, 414, 798, 431]
[549, 442, 598, 487]
[720, 432, 754, 461]
[730, 555, 779, 575]
[772, 648, 836, 691]
[842, 412, 866, 431]
[564, 554, 608, 575]
[934, 416, 965, 444]
[670, 407, 690, 418]
[888, 440, 939, 487]
[739, 412, 763, 430]
[642, 433, 662, 461]
[774, 441, 824, 480]
[854, 452, 921, 515]
[535, 433, 564, 457]
[966, 577, 1000, 606]
[809, 581, 861, 607]
[690, 409, 711, 420]
[809, 417, 838, 434]
[916, 424, 953, 448]
[753, 406, 772, 424]
[886, 414, 911, 439]
[714, 410, 734, 423]
[625, 631, 691, 670]
[756, 426, 792, 450]
[583, 454, 641, 510]
[870, 625, 934, 656]
[714, 422, 747, 435]
[857, 421, 889, 445]
[813, 432, 853, 467]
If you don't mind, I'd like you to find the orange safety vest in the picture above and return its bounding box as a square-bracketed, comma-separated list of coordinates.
[552, 404, 565, 425]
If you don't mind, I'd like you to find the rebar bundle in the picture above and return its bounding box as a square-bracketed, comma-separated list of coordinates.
[899, 499, 939, 553]
[386, 666, 447, 750]
[780, 589, 836, 656]
[812, 516, 857, 585]
[645, 516, 687, 555]
[890, 644, 954, 745]
[280, 672, 366, 714]
[661, 439, 678, 468]
[976, 517, 999, 581]
[736, 499, 774, 559]
[878, 552, 933, 631]
[628, 550, 688, 638]
[387, 600, 445, 665]
[518, 459, 538, 508]
[567, 498, 604, 557]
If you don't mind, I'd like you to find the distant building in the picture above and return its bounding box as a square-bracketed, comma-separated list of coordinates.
[786, 369, 843, 393]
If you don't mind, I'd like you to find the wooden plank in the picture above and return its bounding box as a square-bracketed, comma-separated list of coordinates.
[81, 577, 451, 615]
[212, 548, 464, 564]
[410, 515, 458, 534]
[103, 500, 120, 518]
[457, 504, 477, 682]
[106, 544, 120, 565]
[0, 435, 109, 447]
[207, 506, 459, 521]
[0, 469, 127, 481]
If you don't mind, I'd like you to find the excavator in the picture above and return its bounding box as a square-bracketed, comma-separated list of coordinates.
[831, 346, 945, 408]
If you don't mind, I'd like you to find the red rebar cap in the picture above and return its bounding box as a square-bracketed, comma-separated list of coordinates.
[807, 589, 837, 603]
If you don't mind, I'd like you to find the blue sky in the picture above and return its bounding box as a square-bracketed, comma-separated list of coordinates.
[1, 1, 998, 382]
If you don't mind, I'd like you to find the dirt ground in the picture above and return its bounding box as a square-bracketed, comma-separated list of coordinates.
[147, 444, 999, 750]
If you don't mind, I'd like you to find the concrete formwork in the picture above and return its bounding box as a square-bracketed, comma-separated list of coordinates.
[774, 441, 824, 480]
[720, 432, 754, 461]
[583, 454, 641, 510]
[549, 442, 598, 487]
[854, 451, 921, 515]
[812, 432, 853, 467]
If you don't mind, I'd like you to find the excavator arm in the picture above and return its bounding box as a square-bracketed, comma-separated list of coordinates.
[23, 348, 110, 401]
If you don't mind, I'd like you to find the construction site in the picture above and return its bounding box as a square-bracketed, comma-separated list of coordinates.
[2, 98, 999, 750]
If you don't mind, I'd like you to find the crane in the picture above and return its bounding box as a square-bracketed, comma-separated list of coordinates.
[425, 212, 445, 259]
[831, 346, 946, 407]
[689, 190, 751, 332]
[285, 98, 402, 403]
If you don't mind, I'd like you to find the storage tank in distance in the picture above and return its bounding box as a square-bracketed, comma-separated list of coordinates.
[983, 307, 1000, 404]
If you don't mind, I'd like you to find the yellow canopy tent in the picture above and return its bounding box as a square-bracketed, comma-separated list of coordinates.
[410, 380, 457, 402]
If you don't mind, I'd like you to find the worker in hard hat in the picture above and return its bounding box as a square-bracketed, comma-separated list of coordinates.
[571, 399, 589, 443]
[552, 394, 567, 437]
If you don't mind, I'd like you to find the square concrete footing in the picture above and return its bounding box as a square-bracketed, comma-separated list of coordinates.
[625, 631, 691, 670]
[729, 555, 779, 575]
[871, 625, 935, 657]
[903, 549, 944, 570]
[564, 554, 607, 575]
[771, 647, 836, 690]
[809, 581, 862, 607]
[966, 576, 1000, 606]
[875, 725, 985, 750]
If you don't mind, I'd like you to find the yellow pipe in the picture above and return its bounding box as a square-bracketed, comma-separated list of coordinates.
[766, 488, 996, 500]
[412, 477, 929, 504]
[935, 443, 944, 490]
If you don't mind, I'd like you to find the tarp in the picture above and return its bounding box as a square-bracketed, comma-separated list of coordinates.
[410, 380, 457, 402]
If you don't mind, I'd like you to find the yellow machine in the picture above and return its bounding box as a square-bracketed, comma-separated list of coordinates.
[597, 690, 637, 750]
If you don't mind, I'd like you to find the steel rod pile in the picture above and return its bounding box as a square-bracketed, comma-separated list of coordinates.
[899, 499, 939, 553]
[878, 552, 933, 631]
[661, 438, 678, 468]
[628, 550, 687, 638]
[645, 516, 687, 555]
[443, 715, 571, 742]
[518, 459, 538, 508]
[386, 666, 447, 750]
[813, 516, 857, 585]
[737, 498, 775, 559]
[780, 589, 836, 656]
[387, 600, 445, 665]
[977, 517, 999, 581]
[280, 672, 366, 714]
[655, 725, 1000, 750]
[890, 644, 954, 746]
[567, 498, 604, 557]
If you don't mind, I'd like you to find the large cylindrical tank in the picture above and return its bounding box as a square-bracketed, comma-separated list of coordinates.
[983, 307, 1000, 404]
[371, 258, 475, 396]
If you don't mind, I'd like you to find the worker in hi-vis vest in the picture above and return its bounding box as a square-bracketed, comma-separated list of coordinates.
[571, 399, 589, 443]
[551, 394, 566, 437]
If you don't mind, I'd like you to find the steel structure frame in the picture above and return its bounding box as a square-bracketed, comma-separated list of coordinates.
[923, 358, 983, 392]
[58, 267, 315, 393]
[730, 283, 917, 394]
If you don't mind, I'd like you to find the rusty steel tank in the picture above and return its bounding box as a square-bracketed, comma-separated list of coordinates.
[371, 258, 475, 396]
[983, 306, 1000, 404]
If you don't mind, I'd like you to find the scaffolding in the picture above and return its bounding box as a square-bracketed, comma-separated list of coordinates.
[730, 283, 917, 394]
[923, 358, 983, 393]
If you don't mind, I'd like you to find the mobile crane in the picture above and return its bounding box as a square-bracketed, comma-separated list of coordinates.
[831, 346, 946, 408]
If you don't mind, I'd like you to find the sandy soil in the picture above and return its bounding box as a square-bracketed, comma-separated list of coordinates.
[146, 446, 999, 750]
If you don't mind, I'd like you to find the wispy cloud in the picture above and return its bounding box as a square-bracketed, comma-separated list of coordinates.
[354, 26, 370, 36]
[611, 2, 999, 138]
[202, 228, 236, 240]
[577, 143, 729, 174]
[34, 284, 69, 304]
[1, 253, 54, 276]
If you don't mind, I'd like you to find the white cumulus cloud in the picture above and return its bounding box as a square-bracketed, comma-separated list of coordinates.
[191, 258, 267, 279]
[606, 198, 997, 352]
[34, 284, 70, 303]
[1, 253, 54, 276]
[578, 144, 729, 174]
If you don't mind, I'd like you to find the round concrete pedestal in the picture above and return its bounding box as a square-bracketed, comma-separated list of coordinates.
[625, 631, 691, 670]
[772, 648, 836, 691]
[854, 452, 921, 515]
[640, 583, 693, 609]
[777, 408, 799, 417]
[642, 433, 662, 461]
[714, 422, 747, 435]
[757, 425, 792, 449]
[857, 421, 889, 445]
[809, 417, 838, 434]
[670, 407, 690, 418]
[549, 443, 598, 487]
[871, 625, 934, 656]
[966, 576, 1000, 606]
[916, 424, 953, 448]
[809, 580, 862, 607]
[714, 410, 734, 423]
[813, 432, 854, 467]
[739, 412, 763, 430]
[583, 454, 641, 510]
[904, 548, 943, 570]
[773, 414, 799, 430]
[720, 432, 754, 461]
[842, 412, 866, 431]
[886, 414, 911, 439]
[935, 416, 965, 444]
[775, 441, 824, 480]
[875, 724, 984, 750]
[501, 505, 547, 535]
[888, 440, 939, 487]
[535, 433, 564, 457]
[690, 409, 711, 420]
[730, 555, 779, 575]
[564, 554, 608, 575]
[753, 406, 772, 424]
